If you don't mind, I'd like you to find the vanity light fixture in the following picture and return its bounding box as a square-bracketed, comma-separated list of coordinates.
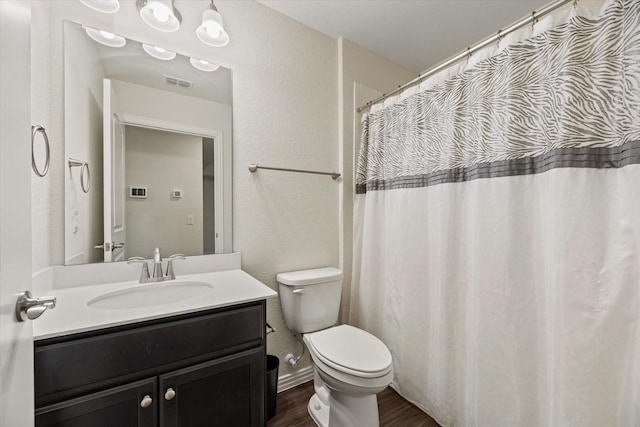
[84, 26, 126, 48]
[196, 1, 230, 47]
[142, 44, 177, 61]
[189, 57, 220, 72]
[79, 0, 120, 14]
[137, 0, 182, 33]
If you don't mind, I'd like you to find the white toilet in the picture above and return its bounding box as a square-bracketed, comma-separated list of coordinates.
[277, 267, 394, 427]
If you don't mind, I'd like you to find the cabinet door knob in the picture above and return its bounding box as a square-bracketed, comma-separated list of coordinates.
[140, 395, 153, 408]
[165, 388, 176, 401]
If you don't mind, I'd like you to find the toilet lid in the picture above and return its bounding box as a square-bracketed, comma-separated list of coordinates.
[306, 325, 392, 377]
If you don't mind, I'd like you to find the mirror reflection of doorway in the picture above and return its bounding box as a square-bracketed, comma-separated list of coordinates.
[203, 138, 215, 255]
[124, 126, 220, 258]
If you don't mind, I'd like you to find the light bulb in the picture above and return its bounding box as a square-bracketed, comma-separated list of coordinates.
[99, 30, 115, 40]
[206, 23, 221, 38]
[84, 26, 126, 48]
[196, 8, 229, 47]
[190, 57, 220, 72]
[139, 0, 181, 32]
[79, 0, 120, 14]
[142, 43, 176, 60]
[152, 4, 170, 22]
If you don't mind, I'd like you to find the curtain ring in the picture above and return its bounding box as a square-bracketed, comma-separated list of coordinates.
[497, 29, 503, 48]
[31, 125, 50, 177]
[466, 47, 472, 63]
[531, 11, 538, 31]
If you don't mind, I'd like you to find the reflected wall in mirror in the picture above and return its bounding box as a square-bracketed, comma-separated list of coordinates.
[63, 21, 233, 265]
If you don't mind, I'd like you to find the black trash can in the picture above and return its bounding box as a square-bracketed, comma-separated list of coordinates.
[266, 355, 279, 420]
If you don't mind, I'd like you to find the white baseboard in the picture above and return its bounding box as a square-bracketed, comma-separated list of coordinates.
[277, 365, 314, 393]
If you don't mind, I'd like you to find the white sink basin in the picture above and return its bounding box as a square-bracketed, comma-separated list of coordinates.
[87, 281, 214, 310]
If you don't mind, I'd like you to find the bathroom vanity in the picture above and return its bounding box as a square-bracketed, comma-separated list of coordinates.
[32, 261, 277, 427]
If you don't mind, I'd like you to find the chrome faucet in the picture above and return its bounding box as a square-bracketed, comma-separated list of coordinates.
[152, 247, 163, 280]
[127, 248, 186, 284]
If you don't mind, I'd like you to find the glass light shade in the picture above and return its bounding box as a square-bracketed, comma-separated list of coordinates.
[190, 58, 220, 72]
[84, 26, 126, 48]
[196, 9, 229, 47]
[79, 0, 120, 13]
[142, 44, 176, 60]
[139, 0, 181, 32]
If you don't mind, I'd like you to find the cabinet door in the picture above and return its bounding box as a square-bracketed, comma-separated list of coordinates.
[160, 347, 265, 427]
[35, 378, 157, 427]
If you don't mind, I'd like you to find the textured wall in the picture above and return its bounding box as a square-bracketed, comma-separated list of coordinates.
[30, 0, 412, 380]
[31, 0, 338, 378]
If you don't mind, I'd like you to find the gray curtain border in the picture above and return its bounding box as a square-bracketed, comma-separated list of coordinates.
[356, 140, 640, 194]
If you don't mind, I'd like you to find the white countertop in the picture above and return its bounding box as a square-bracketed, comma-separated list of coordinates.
[33, 269, 277, 341]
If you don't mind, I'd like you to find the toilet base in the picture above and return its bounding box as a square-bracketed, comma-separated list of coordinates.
[307, 390, 381, 427]
[308, 393, 329, 427]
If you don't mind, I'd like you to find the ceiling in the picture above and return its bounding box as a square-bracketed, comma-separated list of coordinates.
[256, 0, 549, 72]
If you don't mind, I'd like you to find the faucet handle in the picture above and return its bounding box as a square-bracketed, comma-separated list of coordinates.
[166, 254, 186, 280]
[127, 257, 150, 283]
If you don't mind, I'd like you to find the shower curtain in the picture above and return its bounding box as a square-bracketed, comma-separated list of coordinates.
[351, 1, 640, 426]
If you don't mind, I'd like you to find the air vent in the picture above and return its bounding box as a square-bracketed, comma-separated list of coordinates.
[163, 74, 193, 89]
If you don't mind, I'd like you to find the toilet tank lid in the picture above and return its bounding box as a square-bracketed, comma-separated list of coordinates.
[277, 267, 343, 286]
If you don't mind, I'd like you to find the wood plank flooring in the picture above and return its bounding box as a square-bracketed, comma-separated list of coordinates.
[268, 381, 441, 427]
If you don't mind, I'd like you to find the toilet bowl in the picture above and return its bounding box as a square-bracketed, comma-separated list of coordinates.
[277, 268, 394, 427]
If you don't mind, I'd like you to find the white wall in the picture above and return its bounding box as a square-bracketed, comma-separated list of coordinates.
[30, 0, 413, 381]
[125, 126, 203, 258]
[31, 1, 55, 272]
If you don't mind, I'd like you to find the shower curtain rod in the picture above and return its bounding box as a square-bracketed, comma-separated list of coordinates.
[356, 0, 575, 113]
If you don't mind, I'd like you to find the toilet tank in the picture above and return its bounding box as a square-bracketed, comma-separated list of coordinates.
[277, 267, 343, 334]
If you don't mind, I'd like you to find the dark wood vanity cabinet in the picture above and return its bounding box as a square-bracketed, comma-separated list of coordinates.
[34, 301, 267, 427]
[34, 378, 157, 427]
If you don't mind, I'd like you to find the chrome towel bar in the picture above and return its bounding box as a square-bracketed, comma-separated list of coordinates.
[248, 164, 340, 180]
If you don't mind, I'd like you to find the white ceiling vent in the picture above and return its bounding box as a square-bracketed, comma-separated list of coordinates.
[163, 74, 193, 89]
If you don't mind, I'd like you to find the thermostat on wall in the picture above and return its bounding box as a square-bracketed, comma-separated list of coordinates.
[172, 189, 183, 199]
[129, 187, 148, 199]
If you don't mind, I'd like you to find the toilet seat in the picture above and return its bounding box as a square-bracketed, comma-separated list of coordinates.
[304, 325, 393, 378]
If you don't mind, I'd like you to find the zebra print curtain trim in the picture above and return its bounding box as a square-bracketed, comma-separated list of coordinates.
[355, 140, 640, 194]
[356, 0, 640, 192]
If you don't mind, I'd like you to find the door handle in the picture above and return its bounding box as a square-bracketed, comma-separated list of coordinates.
[94, 242, 125, 251]
[15, 290, 56, 322]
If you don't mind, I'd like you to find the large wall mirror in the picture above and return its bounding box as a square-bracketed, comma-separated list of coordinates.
[63, 21, 233, 265]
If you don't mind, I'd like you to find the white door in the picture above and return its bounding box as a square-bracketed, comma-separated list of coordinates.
[0, 1, 35, 425]
[103, 79, 126, 262]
